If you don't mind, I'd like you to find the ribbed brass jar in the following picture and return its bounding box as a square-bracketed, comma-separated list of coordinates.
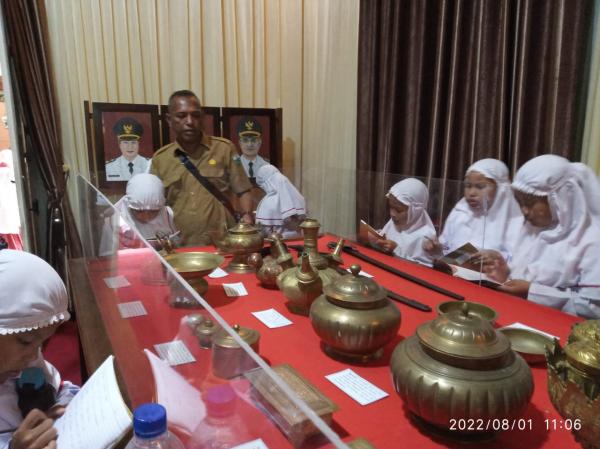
[547, 320, 600, 449]
[390, 304, 533, 434]
[223, 223, 264, 273]
[309, 264, 401, 362]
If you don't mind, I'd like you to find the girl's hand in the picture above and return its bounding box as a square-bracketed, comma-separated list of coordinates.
[498, 279, 531, 298]
[473, 250, 510, 282]
[11, 409, 57, 449]
[378, 239, 397, 254]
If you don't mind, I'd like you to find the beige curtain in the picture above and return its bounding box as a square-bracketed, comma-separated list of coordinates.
[45, 0, 358, 236]
[582, 3, 600, 174]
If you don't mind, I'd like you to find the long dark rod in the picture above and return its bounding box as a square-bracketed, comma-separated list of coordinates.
[335, 244, 465, 301]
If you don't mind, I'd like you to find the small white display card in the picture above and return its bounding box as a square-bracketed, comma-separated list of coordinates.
[501, 322, 560, 341]
[153, 340, 196, 366]
[251, 308, 293, 329]
[223, 282, 249, 297]
[117, 301, 147, 318]
[232, 439, 269, 449]
[103, 275, 130, 289]
[209, 267, 229, 279]
[346, 268, 373, 278]
[325, 369, 389, 406]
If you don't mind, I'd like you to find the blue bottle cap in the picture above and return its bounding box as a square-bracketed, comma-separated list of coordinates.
[132, 403, 167, 438]
[17, 367, 45, 390]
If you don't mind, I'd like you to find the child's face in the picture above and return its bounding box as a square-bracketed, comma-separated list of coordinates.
[463, 171, 497, 211]
[130, 208, 160, 223]
[0, 324, 58, 382]
[514, 190, 553, 228]
[388, 196, 409, 229]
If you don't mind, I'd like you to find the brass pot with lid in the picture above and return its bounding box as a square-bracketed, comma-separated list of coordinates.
[223, 223, 264, 273]
[212, 324, 261, 379]
[547, 320, 600, 449]
[309, 264, 401, 362]
[390, 303, 533, 434]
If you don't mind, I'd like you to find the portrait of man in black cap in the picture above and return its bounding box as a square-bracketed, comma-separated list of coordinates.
[236, 116, 269, 181]
[105, 117, 150, 181]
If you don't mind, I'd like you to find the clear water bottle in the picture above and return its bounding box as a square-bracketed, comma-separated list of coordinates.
[189, 384, 250, 449]
[125, 403, 185, 449]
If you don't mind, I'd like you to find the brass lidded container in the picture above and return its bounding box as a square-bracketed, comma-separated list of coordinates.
[547, 320, 600, 449]
[194, 317, 220, 349]
[212, 324, 261, 379]
[223, 223, 264, 273]
[309, 264, 401, 362]
[278, 253, 323, 316]
[297, 218, 340, 286]
[390, 304, 533, 434]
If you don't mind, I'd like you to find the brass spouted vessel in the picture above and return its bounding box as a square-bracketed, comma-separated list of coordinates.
[547, 319, 600, 449]
[277, 253, 323, 316]
[222, 222, 264, 273]
[309, 264, 401, 362]
[297, 219, 340, 286]
[390, 303, 533, 435]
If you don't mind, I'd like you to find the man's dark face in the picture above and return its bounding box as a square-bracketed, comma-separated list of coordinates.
[167, 95, 204, 145]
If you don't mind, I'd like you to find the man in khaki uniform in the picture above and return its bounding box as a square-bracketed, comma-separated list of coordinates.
[151, 90, 253, 245]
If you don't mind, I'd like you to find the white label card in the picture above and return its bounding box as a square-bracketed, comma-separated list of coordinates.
[103, 275, 131, 289]
[325, 369, 389, 406]
[251, 308, 293, 329]
[501, 322, 560, 341]
[153, 340, 196, 366]
[346, 268, 373, 278]
[232, 439, 269, 449]
[117, 301, 147, 318]
[209, 267, 229, 279]
[223, 282, 249, 297]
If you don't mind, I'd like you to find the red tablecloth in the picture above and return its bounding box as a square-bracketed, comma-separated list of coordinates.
[85, 236, 581, 449]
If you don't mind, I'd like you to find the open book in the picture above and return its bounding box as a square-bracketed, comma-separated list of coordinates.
[358, 220, 385, 245]
[434, 243, 500, 287]
[54, 355, 132, 449]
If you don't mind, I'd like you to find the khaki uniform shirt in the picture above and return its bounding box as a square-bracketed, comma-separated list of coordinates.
[150, 135, 252, 245]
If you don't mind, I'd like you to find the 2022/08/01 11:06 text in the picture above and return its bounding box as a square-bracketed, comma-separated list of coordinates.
[448, 418, 582, 431]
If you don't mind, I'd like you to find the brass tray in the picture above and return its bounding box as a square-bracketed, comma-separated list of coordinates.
[244, 364, 338, 447]
[499, 327, 554, 364]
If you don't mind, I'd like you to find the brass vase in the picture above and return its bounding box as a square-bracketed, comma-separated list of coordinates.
[223, 223, 264, 273]
[390, 303, 533, 435]
[547, 320, 600, 449]
[277, 253, 323, 316]
[309, 264, 401, 362]
[298, 218, 340, 286]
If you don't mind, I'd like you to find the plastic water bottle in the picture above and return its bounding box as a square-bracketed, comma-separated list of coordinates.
[125, 403, 185, 449]
[189, 384, 250, 449]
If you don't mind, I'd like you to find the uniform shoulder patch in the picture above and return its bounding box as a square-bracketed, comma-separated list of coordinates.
[212, 136, 233, 144]
[153, 143, 176, 157]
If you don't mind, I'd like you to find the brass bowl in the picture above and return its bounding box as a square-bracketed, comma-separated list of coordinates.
[163, 252, 224, 295]
[499, 327, 554, 364]
[437, 300, 497, 324]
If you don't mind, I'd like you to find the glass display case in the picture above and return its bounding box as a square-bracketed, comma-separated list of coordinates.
[70, 170, 593, 449]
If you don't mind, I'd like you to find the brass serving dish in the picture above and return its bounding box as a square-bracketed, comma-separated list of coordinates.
[163, 251, 224, 295]
[310, 264, 401, 362]
[437, 300, 497, 323]
[547, 320, 600, 449]
[499, 327, 553, 364]
[390, 303, 533, 435]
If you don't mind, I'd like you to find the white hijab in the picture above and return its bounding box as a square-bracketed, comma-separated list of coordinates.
[255, 165, 306, 227]
[380, 178, 436, 264]
[0, 250, 69, 334]
[440, 158, 523, 256]
[510, 155, 600, 290]
[570, 162, 600, 225]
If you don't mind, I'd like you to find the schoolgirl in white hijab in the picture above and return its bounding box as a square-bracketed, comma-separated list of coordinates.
[99, 173, 179, 255]
[255, 165, 306, 238]
[377, 178, 437, 265]
[0, 250, 78, 448]
[484, 155, 600, 318]
[439, 158, 523, 258]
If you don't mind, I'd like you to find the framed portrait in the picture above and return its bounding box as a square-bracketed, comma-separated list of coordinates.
[222, 107, 282, 169]
[91, 102, 160, 192]
[160, 105, 221, 146]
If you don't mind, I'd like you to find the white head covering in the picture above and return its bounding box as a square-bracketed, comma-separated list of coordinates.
[0, 250, 69, 335]
[439, 158, 523, 256]
[380, 178, 437, 264]
[255, 165, 306, 226]
[124, 173, 166, 210]
[570, 162, 600, 225]
[510, 154, 598, 287]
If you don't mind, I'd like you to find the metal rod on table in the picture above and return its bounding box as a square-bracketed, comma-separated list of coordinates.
[327, 242, 465, 301]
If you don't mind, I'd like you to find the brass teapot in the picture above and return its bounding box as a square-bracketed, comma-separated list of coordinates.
[278, 253, 323, 316]
[390, 303, 533, 435]
[248, 253, 283, 289]
[309, 264, 401, 362]
[547, 320, 600, 449]
[222, 222, 264, 273]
